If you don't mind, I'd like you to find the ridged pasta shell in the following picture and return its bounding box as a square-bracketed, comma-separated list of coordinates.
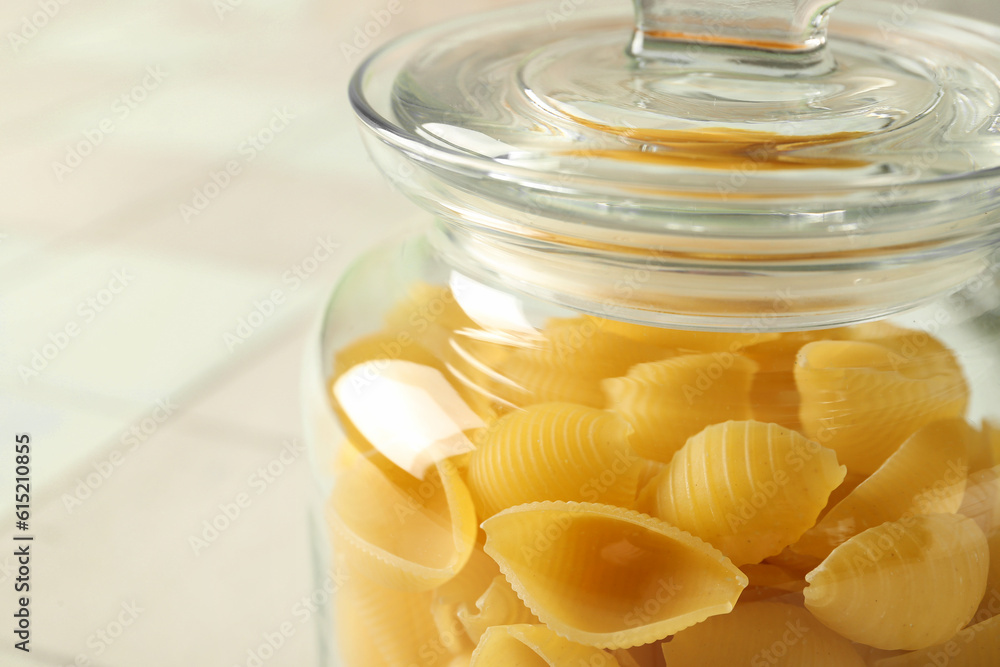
[493, 317, 668, 408]
[481, 501, 747, 649]
[469, 624, 621, 667]
[803, 513, 990, 650]
[340, 569, 450, 667]
[603, 354, 758, 463]
[796, 340, 969, 475]
[330, 331, 449, 479]
[457, 575, 539, 643]
[744, 330, 847, 432]
[795, 419, 971, 559]
[327, 455, 477, 591]
[872, 614, 1000, 667]
[655, 421, 846, 566]
[466, 403, 641, 519]
[660, 601, 865, 666]
[612, 645, 661, 667]
[594, 317, 777, 352]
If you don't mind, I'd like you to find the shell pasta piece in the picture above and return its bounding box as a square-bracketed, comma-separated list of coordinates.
[804, 513, 990, 650]
[593, 317, 776, 352]
[341, 571, 450, 667]
[466, 403, 641, 519]
[794, 419, 971, 559]
[603, 354, 758, 463]
[660, 601, 865, 667]
[493, 318, 667, 408]
[481, 501, 747, 649]
[327, 455, 477, 591]
[796, 340, 969, 475]
[873, 614, 1000, 667]
[457, 575, 539, 643]
[469, 624, 621, 667]
[655, 421, 846, 565]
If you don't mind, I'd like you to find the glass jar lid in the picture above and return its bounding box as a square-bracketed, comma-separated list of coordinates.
[349, 0, 1000, 328]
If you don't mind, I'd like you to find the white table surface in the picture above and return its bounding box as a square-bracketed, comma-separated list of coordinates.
[1, 0, 998, 665]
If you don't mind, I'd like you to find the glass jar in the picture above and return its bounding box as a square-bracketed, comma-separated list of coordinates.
[308, 0, 1000, 664]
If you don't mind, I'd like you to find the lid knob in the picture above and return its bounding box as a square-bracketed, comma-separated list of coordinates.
[629, 0, 842, 76]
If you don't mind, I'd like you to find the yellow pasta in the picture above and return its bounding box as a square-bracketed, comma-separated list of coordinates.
[469, 624, 621, 667]
[383, 282, 477, 358]
[466, 403, 641, 519]
[796, 339, 969, 475]
[457, 575, 539, 643]
[795, 419, 971, 559]
[655, 420, 846, 565]
[327, 455, 477, 591]
[968, 419, 1000, 473]
[804, 513, 989, 650]
[959, 465, 1000, 538]
[334, 572, 393, 667]
[330, 331, 449, 479]
[493, 317, 668, 408]
[744, 330, 848, 431]
[595, 317, 777, 352]
[340, 570, 449, 667]
[872, 614, 1000, 667]
[660, 601, 865, 666]
[481, 501, 747, 649]
[431, 548, 502, 655]
[976, 531, 1000, 621]
[603, 354, 758, 463]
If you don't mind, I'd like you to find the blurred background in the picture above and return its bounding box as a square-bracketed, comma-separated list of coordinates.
[1, 0, 998, 665]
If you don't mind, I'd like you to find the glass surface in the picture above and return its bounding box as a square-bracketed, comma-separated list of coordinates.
[310, 230, 1000, 665]
[315, 0, 1000, 663]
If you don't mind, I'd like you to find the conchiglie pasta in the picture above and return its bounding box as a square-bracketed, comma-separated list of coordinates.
[967, 419, 1000, 473]
[593, 317, 776, 352]
[603, 354, 758, 463]
[655, 421, 846, 566]
[959, 464, 1000, 538]
[327, 455, 477, 592]
[481, 501, 747, 649]
[804, 513, 989, 650]
[341, 570, 450, 667]
[796, 339, 969, 475]
[492, 318, 668, 408]
[466, 403, 641, 519]
[872, 614, 1000, 667]
[469, 624, 621, 667]
[795, 419, 971, 559]
[330, 332, 449, 479]
[660, 601, 865, 666]
[744, 330, 848, 431]
[383, 282, 477, 358]
[457, 575, 538, 644]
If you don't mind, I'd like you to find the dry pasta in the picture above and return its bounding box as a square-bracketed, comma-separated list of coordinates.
[481, 501, 747, 649]
[469, 624, 621, 667]
[466, 403, 641, 519]
[804, 513, 989, 650]
[796, 339, 969, 475]
[795, 419, 971, 559]
[660, 601, 865, 666]
[603, 354, 757, 463]
[327, 455, 477, 591]
[655, 420, 846, 565]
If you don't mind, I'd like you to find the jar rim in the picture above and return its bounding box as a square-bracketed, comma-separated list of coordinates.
[349, 0, 1000, 247]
